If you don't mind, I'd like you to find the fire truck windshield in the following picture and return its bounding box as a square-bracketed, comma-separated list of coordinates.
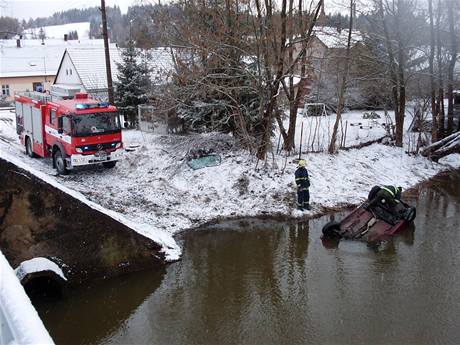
[72, 112, 121, 137]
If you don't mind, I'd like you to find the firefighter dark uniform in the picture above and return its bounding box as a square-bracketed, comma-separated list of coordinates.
[295, 160, 310, 210]
[369, 185, 402, 208]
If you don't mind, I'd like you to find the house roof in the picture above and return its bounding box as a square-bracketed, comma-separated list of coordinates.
[57, 46, 175, 90]
[0, 39, 107, 78]
[61, 46, 122, 91]
[313, 26, 364, 49]
[0, 45, 63, 78]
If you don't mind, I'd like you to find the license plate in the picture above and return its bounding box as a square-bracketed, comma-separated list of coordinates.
[94, 152, 107, 160]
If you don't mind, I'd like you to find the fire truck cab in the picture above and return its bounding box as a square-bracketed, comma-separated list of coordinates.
[15, 91, 123, 175]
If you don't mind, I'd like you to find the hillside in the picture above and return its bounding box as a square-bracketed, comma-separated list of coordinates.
[24, 22, 90, 40]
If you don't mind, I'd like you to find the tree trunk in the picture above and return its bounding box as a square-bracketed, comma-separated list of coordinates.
[256, 0, 322, 159]
[256, 0, 287, 160]
[378, 0, 403, 146]
[328, 0, 354, 154]
[446, 0, 457, 135]
[435, 0, 445, 138]
[394, 0, 405, 147]
[281, 0, 320, 151]
[428, 0, 438, 142]
[283, 0, 296, 151]
[421, 131, 460, 161]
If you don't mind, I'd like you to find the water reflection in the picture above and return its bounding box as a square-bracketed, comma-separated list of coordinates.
[34, 268, 165, 345]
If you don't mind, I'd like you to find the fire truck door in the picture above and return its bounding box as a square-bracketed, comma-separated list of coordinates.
[31, 107, 43, 145]
[15, 101, 24, 135]
[23, 103, 33, 140]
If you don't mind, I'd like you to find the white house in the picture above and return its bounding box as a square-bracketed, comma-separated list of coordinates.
[0, 38, 107, 102]
[53, 46, 121, 100]
[53, 46, 175, 100]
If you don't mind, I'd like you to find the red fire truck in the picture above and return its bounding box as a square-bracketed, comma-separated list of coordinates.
[15, 91, 124, 175]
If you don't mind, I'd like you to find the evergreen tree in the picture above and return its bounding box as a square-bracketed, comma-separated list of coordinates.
[114, 40, 151, 127]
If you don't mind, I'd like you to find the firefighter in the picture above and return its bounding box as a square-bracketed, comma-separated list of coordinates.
[368, 185, 402, 209]
[295, 160, 310, 210]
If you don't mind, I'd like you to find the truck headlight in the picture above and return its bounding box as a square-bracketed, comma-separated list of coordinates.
[76, 148, 83, 153]
[116, 142, 122, 148]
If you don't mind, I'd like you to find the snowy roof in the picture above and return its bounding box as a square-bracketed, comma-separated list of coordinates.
[313, 26, 363, 49]
[61, 46, 122, 90]
[24, 22, 90, 40]
[57, 46, 176, 90]
[0, 44, 63, 77]
[0, 39, 107, 78]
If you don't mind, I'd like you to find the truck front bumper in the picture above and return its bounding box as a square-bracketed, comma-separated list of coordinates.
[69, 148, 124, 167]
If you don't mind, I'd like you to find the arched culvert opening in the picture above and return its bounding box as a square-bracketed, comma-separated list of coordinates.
[15, 257, 68, 300]
[22, 271, 66, 299]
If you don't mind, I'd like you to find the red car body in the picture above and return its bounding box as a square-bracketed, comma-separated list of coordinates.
[322, 200, 416, 243]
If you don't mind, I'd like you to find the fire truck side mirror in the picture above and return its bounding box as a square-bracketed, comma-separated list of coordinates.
[57, 117, 63, 134]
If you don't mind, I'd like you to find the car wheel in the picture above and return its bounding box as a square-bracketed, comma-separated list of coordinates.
[103, 161, 117, 169]
[26, 137, 35, 158]
[322, 221, 342, 239]
[54, 150, 69, 175]
[405, 207, 416, 222]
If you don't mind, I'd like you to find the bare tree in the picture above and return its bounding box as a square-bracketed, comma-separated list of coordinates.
[367, 0, 426, 147]
[148, 0, 323, 159]
[276, 0, 318, 151]
[446, 0, 458, 134]
[375, 0, 405, 146]
[428, 0, 438, 141]
[435, 0, 445, 138]
[328, 0, 354, 154]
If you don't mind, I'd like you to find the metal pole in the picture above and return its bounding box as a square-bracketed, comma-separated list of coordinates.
[299, 121, 304, 160]
[138, 104, 142, 129]
[100, 0, 114, 104]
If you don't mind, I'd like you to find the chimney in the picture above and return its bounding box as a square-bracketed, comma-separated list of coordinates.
[318, 1, 326, 26]
[16, 39, 21, 48]
[64, 34, 68, 41]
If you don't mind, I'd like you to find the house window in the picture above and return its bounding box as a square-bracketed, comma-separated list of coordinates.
[50, 110, 56, 124]
[1, 85, 10, 96]
[33, 82, 44, 92]
[70, 69, 72, 75]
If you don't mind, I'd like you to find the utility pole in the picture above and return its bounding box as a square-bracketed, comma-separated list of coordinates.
[100, 0, 114, 104]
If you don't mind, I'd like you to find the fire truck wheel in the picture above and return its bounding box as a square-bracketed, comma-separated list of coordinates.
[25, 137, 35, 158]
[54, 150, 69, 175]
[103, 161, 117, 169]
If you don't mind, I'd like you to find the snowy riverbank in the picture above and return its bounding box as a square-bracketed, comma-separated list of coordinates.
[1, 108, 457, 261]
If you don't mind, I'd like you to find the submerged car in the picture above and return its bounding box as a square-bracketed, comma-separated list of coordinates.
[321, 189, 416, 243]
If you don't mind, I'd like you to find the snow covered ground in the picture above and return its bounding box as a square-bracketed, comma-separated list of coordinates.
[24, 22, 90, 40]
[283, 109, 392, 151]
[0, 107, 455, 260]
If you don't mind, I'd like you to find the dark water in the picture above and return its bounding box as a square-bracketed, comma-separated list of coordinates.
[36, 172, 460, 345]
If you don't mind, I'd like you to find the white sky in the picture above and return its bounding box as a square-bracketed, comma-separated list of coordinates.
[0, 0, 354, 21]
[0, 0, 141, 20]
